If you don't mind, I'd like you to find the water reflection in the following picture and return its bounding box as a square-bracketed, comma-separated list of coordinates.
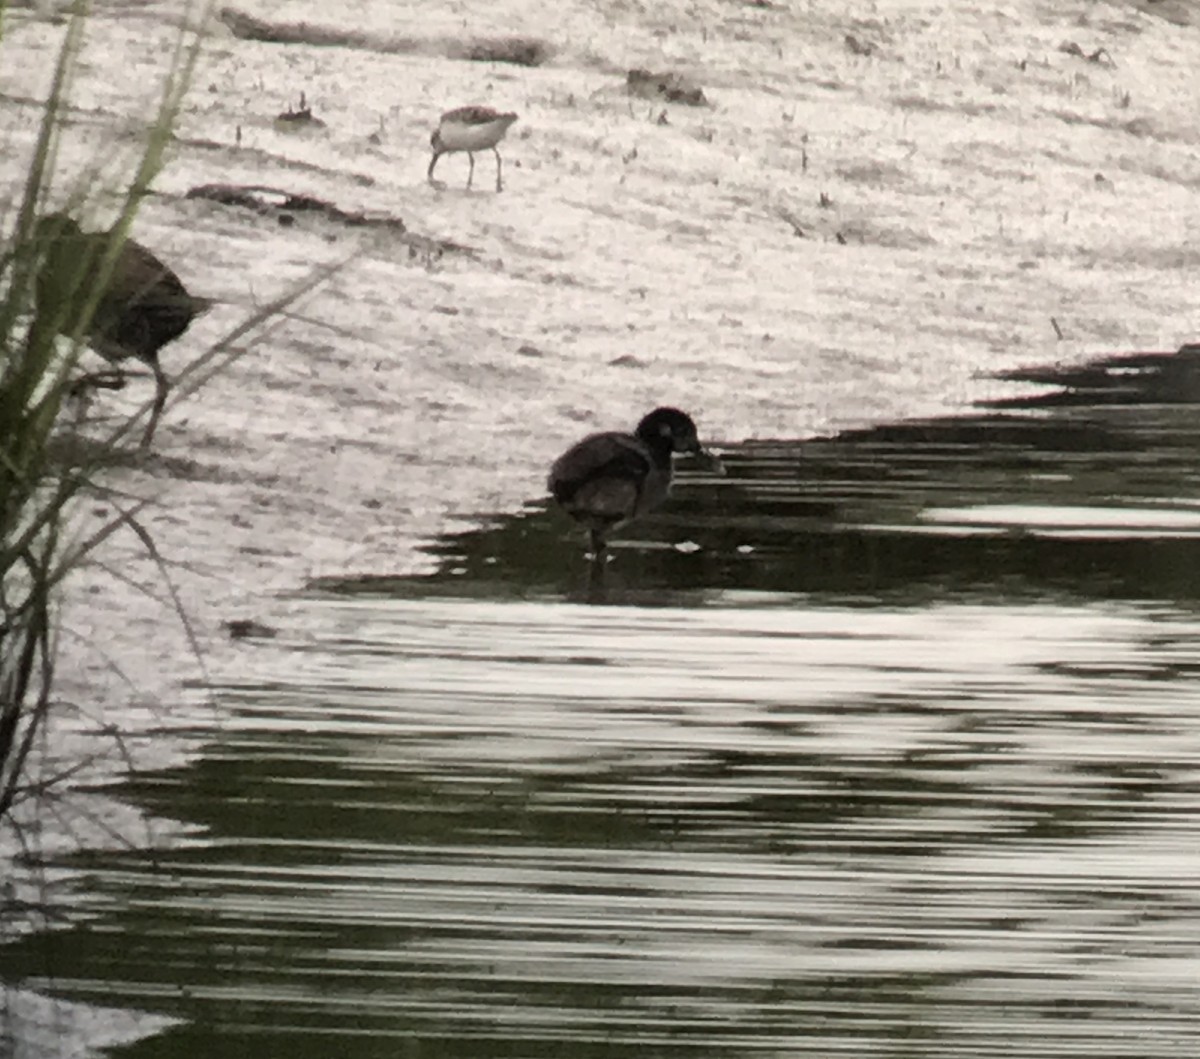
[8, 599, 1200, 1057]
[5, 346, 1200, 1057]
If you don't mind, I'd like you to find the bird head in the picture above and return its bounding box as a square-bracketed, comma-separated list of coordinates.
[34, 211, 84, 242]
[637, 407, 702, 454]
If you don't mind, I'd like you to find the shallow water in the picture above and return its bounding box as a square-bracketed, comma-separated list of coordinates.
[6, 362, 1200, 1057]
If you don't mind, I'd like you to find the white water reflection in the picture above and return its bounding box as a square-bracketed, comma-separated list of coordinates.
[3, 573, 1200, 1059]
[3, 592, 1186, 1057]
[237, 596, 1198, 769]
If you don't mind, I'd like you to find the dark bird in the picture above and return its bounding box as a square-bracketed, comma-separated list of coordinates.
[548, 407, 715, 563]
[34, 212, 212, 447]
[428, 106, 518, 192]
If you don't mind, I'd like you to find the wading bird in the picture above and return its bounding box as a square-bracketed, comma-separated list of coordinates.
[548, 407, 716, 565]
[34, 212, 212, 447]
[428, 106, 518, 192]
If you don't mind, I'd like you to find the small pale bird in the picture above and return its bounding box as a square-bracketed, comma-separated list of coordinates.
[33, 212, 213, 447]
[548, 407, 715, 564]
[428, 106, 519, 192]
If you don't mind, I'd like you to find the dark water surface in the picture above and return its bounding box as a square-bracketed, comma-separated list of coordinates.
[6, 350, 1200, 1057]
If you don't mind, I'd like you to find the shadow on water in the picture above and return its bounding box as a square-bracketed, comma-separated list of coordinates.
[5, 346, 1200, 1058]
[322, 343, 1200, 607]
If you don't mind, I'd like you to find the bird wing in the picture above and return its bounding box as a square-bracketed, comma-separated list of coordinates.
[35, 218, 94, 325]
[110, 238, 189, 305]
[442, 105, 505, 125]
[548, 432, 652, 504]
[37, 224, 179, 312]
[34, 218, 208, 363]
[567, 476, 644, 526]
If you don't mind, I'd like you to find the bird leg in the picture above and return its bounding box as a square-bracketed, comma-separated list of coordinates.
[142, 359, 170, 448]
[427, 152, 441, 184]
[588, 529, 609, 565]
[586, 554, 608, 601]
[466, 151, 475, 189]
[493, 146, 503, 192]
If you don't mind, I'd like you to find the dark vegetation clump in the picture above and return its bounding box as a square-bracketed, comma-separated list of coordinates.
[1058, 40, 1115, 65]
[219, 7, 402, 50]
[219, 7, 553, 66]
[460, 36, 553, 67]
[275, 92, 326, 128]
[626, 68, 708, 106]
[185, 184, 474, 265]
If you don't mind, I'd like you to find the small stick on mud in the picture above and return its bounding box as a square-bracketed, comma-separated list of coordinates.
[775, 207, 806, 238]
[844, 34, 876, 57]
[1051, 316, 1065, 340]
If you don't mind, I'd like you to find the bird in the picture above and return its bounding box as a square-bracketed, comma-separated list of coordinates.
[548, 407, 714, 564]
[428, 106, 518, 192]
[33, 212, 213, 447]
